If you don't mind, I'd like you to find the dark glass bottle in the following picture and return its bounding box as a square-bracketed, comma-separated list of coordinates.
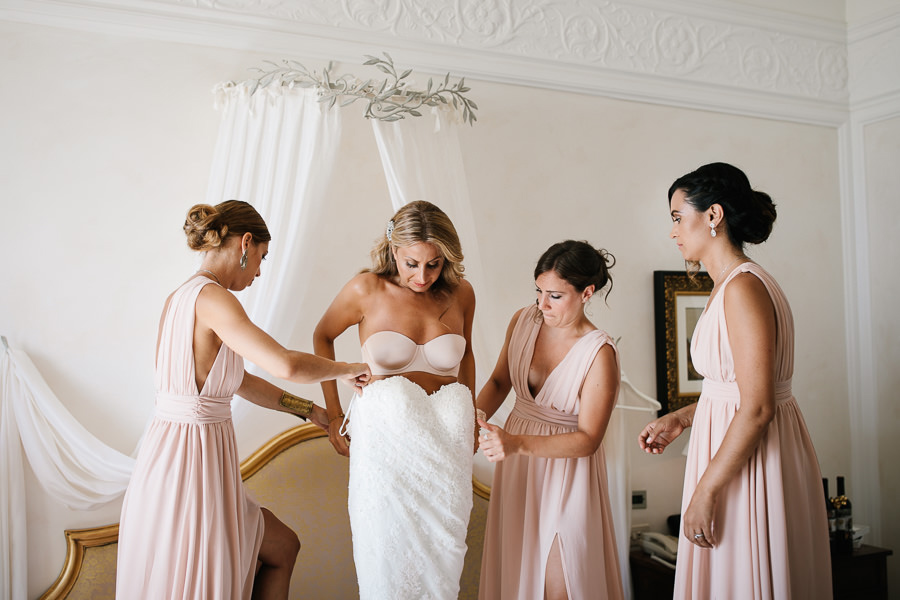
[833, 475, 853, 553]
[824, 478, 836, 552]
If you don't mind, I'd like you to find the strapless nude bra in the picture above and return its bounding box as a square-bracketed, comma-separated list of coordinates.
[361, 331, 466, 377]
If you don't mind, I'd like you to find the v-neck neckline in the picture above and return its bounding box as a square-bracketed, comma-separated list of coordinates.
[526, 320, 596, 400]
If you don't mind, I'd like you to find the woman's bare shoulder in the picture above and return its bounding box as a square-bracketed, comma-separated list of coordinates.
[345, 271, 387, 296]
[724, 271, 771, 307]
[454, 277, 475, 303]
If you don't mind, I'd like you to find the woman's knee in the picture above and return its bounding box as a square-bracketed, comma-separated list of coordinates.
[284, 528, 300, 558]
[261, 508, 300, 566]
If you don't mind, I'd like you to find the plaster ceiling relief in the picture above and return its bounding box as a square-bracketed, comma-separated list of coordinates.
[1, 0, 855, 124]
[160, 0, 847, 100]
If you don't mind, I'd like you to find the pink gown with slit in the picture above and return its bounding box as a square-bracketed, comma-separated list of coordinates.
[675, 263, 832, 599]
[116, 275, 264, 599]
[479, 305, 624, 600]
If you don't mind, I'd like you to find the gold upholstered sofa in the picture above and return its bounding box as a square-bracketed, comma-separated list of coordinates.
[40, 423, 491, 599]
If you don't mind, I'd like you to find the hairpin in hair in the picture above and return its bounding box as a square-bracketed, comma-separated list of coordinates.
[386, 220, 395, 242]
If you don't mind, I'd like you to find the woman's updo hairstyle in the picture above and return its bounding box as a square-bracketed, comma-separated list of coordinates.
[368, 200, 465, 295]
[183, 200, 271, 252]
[534, 240, 615, 302]
[668, 162, 777, 247]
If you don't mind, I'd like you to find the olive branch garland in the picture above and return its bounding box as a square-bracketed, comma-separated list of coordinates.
[247, 53, 478, 125]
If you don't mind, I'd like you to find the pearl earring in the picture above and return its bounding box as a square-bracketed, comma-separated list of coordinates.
[709, 222, 717, 238]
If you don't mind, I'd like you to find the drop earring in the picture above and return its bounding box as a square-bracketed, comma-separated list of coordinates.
[240, 249, 248, 270]
[709, 222, 717, 238]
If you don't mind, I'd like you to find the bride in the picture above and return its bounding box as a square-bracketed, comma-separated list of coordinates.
[313, 200, 477, 599]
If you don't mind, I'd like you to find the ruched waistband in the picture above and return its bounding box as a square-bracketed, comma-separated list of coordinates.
[155, 392, 233, 424]
[510, 395, 578, 428]
[701, 379, 793, 405]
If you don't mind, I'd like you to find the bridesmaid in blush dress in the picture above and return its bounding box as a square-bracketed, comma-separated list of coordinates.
[476, 240, 624, 600]
[638, 163, 832, 599]
[116, 201, 370, 599]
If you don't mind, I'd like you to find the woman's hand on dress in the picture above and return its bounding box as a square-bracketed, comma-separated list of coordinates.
[308, 405, 329, 431]
[638, 412, 687, 454]
[477, 419, 518, 462]
[339, 362, 371, 394]
[683, 487, 717, 548]
[328, 416, 350, 457]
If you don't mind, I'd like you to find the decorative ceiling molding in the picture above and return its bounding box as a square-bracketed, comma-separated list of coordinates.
[2, 0, 854, 125]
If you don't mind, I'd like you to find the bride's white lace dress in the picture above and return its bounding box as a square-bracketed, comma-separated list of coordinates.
[346, 376, 474, 599]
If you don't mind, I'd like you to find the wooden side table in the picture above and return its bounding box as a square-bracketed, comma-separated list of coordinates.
[831, 544, 893, 600]
[630, 544, 893, 599]
[629, 550, 675, 600]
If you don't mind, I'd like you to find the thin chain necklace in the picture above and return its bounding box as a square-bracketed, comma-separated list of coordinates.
[197, 269, 221, 284]
[716, 256, 744, 282]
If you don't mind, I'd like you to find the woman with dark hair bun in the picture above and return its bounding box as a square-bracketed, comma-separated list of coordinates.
[476, 240, 624, 600]
[116, 200, 371, 599]
[638, 163, 831, 599]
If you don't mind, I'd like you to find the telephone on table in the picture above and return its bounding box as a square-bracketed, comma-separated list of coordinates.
[640, 531, 678, 565]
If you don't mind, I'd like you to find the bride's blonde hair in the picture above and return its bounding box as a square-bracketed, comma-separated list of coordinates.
[367, 200, 465, 294]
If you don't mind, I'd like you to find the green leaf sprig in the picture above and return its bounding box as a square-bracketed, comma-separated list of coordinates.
[248, 53, 477, 125]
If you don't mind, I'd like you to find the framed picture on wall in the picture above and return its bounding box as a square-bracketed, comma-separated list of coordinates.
[653, 270, 713, 414]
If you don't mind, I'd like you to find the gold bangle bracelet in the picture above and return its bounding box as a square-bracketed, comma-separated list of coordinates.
[279, 391, 314, 420]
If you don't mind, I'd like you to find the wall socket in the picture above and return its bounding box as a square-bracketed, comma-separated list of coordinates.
[632, 489, 647, 509]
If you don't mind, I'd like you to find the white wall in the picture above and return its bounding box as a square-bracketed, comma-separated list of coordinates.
[0, 16, 859, 599]
[865, 114, 900, 597]
[847, 0, 899, 22]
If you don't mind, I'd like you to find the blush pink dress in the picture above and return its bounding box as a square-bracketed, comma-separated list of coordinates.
[676, 263, 832, 599]
[479, 305, 624, 600]
[116, 275, 264, 599]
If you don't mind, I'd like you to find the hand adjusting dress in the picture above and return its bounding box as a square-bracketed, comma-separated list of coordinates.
[675, 263, 831, 599]
[117, 275, 264, 599]
[479, 305, 624, 600]
[346, 330, 473, 600]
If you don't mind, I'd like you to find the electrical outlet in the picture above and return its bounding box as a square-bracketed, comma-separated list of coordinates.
[632, 489, 647, 509]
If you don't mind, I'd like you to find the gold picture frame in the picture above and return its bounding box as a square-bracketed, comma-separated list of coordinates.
[653, 270, 713, 414]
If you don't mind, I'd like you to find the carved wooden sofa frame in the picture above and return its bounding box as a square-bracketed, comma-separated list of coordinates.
[40, 423, 491, 599]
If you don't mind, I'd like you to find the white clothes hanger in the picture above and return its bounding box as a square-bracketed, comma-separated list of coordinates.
[615, 370, 661, 412]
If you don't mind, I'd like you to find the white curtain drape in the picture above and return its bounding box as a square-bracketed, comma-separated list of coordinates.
[0, 343, 135, 600]
[609, 372, 663, 600]
[206, 83, 343, 423]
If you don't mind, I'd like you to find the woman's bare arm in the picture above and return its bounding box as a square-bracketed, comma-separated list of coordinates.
[479, 343, 619, 460]
[455, 279, 477, 398]
[196, 284, 367, 386]
[474, 310, 521, 420]
[682, 273, 777, 546]
[313, 274, 372, 456]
